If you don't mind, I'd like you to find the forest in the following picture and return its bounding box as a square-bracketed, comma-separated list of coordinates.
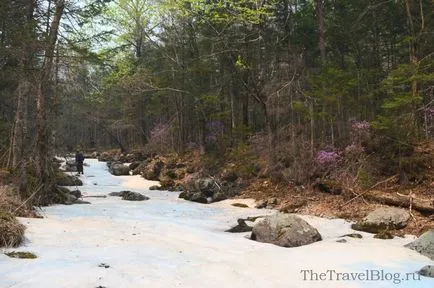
[1, 1, 434, 286]
[0, 0, 433, 211]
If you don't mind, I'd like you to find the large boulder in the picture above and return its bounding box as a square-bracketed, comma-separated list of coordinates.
[179, 176, 241, 204]
[418, 265, 434, 278]
[142, 159, 164, 180]
[189, 192, 208, 204]
[352, 207, 410, 233]
[56, 172, 83, 186]
[405, 230, 434, 260]
[251, 213, 322, 247]
[109, 163, 130, 176]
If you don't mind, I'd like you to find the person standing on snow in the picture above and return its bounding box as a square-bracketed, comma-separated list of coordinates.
[75, 150, 85, 175]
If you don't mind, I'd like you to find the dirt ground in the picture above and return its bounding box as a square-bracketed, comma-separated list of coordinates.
[239, 180, 434, 237]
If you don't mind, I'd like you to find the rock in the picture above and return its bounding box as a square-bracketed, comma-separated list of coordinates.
[245, 216, 265, 222]
[405, 230, 434, 260]
[70, 190, 82, 199]
[279, 200, 307, 213]
[336, 239, 347, 243]
[121, 191, 149, 201]
[91, 151, 99, 158]
[255, 199, 267, 209]
[173, 185, 184, 192]
[98, 263, 110, 268]
[178, 191, 189, 199]
[129, 162, 141, 171]
[340, 233, 363, 239]
[231, 203, 249, 208]
[109, 163, 130, 176]
[159, 176, 175, 190]
[64, 194, 78, 205]
[418, 265, 434, 278]
[189, 192, 208, 204]
[180, 176, 240, 204]
[266, 197, 278, 209]
[149, 185, 160, 190]
[351, 207, 410, 233]
[174, 168, 186, 180]
[226, 219, 253, 233]
[98, 152, 112, 162]
[251, 213, 322, 247]
[56, 172, 83, 186]
[142, 159, 164, 180]
[374, 231, 394, 239]
[212, 192, 227, 202]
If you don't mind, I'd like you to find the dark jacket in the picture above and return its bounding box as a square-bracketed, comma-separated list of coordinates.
[75, 152, 84, 164]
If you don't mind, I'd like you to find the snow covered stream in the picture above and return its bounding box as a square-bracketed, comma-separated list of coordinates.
[1, 159, 433, 288]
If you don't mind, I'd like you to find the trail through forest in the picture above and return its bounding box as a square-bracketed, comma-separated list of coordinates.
[1, 159, 433, 288]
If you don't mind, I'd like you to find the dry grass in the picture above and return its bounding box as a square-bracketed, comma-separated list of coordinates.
[0, 186, 38, 218]
[0, 211, 25, 247]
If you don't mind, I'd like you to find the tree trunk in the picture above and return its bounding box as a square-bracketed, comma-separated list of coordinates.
[10, 0, 35, 170]
[265, 104, 277, 167]
[35, 0, 65, 200]
[315, 0, 326, 63]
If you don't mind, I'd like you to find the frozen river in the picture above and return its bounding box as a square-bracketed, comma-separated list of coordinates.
[1, 159, 433, 288]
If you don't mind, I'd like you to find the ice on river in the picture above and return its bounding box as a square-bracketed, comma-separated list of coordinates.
[1, 159, 433, 288]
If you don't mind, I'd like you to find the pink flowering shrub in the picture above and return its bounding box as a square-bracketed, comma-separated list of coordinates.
[316, 150, 342, 167]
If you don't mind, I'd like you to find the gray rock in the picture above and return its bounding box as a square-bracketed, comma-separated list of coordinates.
[108, 192, 123, 197]
[405, 230, 434, 260]
[255, 199, 267, 209]
[417, 265, 434, 278]
[149, 185, 160, 190]
[189, 192, 208, 204]
[226, 219, 253, 233]
[121, 191, 149, 201]
[56, 172, 83, 186]
[178, 191, 190, 199]
[212, 192, 227, 202]
[352, 207, 410, 233]
[110, 163, 131, 176]
[70, 190, 82, 198]
[129, 162, 141, 171]
[336, 239, 347, 243]
[64, 194, 78, 205]
[251, 213, 322, 247]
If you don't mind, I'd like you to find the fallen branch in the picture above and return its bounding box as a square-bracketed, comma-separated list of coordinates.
[368, 174, 398, 190]
[364, 190, 434, 215]
[341, 175, 399, 208]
